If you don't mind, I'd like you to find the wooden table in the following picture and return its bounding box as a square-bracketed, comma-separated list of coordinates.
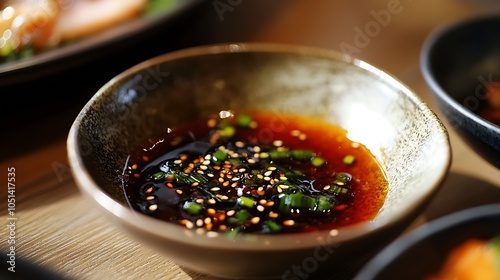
[2, 1, 500, 279]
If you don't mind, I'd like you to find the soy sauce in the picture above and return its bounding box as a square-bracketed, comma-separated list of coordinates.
[123, 111, 388, 234]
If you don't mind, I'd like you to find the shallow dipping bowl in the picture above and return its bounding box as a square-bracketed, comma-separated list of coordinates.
[421, 14, 500, 168]
[67, 43, 451, 279]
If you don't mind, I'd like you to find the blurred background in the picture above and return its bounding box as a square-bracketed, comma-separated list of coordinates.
[1, 1, 500, 279]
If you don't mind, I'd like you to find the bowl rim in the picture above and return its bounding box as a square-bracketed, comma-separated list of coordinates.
[353, 203, 500, 280]
[67, 42, 451, 251]
[420, 13, 500, 132]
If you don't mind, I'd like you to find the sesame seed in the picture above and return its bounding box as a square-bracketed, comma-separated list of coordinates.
[257, 174, 264, 179]
[266, 201, 275, 207]
[268, 212, 278, 218]
[221, 195, 229, 200]
[290, 130, 301, 137]
[196, 219, 204, 227]
[176, 190, 183, 195]
[257, 205, 265, 212]
[200, 165, 208, 170]
[239, 168, 246, 173]
[264, 176, 271, 181]
[207, 119, 217, 128]
[148, 204, 158, 211]
[218, 178, 224, 183]
[251, 217, 260, 224]
[207, 208, 216, 215]
[146, 196, 155, 200]
[253, 146, 261, 153]
[280, 176, 288, 180]
[219, 225, 227, 231]
[142, 156, 149, 162]
[131, 164, 138, 170]
[167, 183, 174, 188]
[231, 182, 238, 188]
[197, 170, 205, 174]
[259, 199, 267, 205]
[222, 181, 230, 187]
[273, 140, 283, 147]
[264, 170, 273, 176]
[174, 159, 182, 165]
[248, 159, 256, 164]
[279, 185, 289, 189]
[323, 185, 331, 190]
[235, 141, 245, 148]
[196, 198, 204, 204]
[283, 220, 295, 226]
[231, 177, 240, 181]
[145, 187, 153, 193]
[267, 166, 277, 171]
[206, 223, 213, 231]
[249, 121, 258, 129]
[180, 154, 188, 161]
[208, 198, 217, 204]
[204, 217, 212, 224]
[226, 210, 236, 216]
[277, 186, 283, 193]
[133, 173, 140, 179]
[210, 187, 221, 192]
[207, 173, 215, 177]
[185, 220, 194, 229]
[191, 182, 199, 187]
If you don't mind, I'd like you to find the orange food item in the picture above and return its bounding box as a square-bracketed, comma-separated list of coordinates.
[427, 239, 500, 280]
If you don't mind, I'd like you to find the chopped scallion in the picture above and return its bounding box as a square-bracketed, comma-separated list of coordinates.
[239, 196, 256, 208]
[236, 114, 254, 128]
[183, 201, 203, 215]
[343, 155, 355, 165]
[311, 157, 325, 167]
[292, 150, 314, 160]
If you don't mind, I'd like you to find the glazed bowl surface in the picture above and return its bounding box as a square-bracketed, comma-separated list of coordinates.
[421, 14, 500, 168]
[67, 43, 451, 279]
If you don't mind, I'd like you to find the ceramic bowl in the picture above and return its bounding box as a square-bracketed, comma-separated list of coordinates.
[354, 204, 500, 280]
[67, 43, 451, 279]
[421, 14, 500, 169]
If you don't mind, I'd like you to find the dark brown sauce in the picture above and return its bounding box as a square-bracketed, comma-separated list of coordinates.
[122, 111, 388, 234]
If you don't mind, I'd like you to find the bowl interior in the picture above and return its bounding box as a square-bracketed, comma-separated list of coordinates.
[70, 44, 450, 247]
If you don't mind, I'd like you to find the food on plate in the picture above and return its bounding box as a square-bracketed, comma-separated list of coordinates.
[477, 82, 500, 126]
[427, 236, 500, 280]
[0, 0, 177, 62]
[123, 111, 388, 235]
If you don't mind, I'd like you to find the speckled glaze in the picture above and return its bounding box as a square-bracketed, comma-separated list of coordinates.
[67, 43, 451, 279]
[421, 14, 500, 169]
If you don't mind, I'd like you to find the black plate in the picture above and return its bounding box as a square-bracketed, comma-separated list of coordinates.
[0, 0, 205, 86]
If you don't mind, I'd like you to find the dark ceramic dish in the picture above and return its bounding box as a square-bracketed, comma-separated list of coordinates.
[67, 43, 451, 279]
[421, 14, 500, 169]
[354, 204, 500, 280]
